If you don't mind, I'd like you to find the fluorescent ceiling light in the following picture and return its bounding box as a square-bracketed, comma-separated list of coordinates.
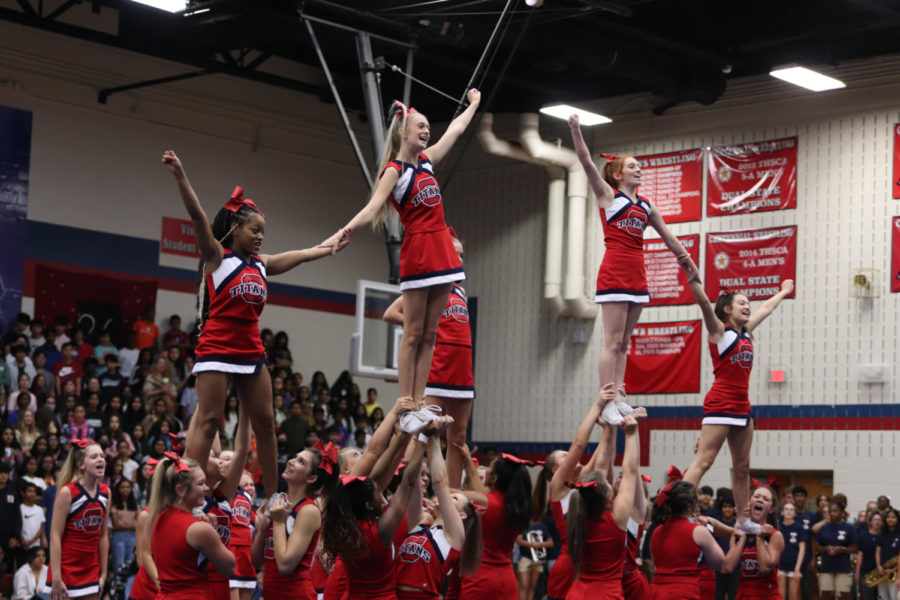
[769, 66, 845, 92]
[128, 0, 187, 12]
[540, 104, 612, 126]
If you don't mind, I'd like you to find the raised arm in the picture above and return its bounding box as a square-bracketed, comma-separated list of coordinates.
[378, 434, 428, 547]
[611, 415, 639, 529]
[549, 384, 613, 502]
[320, 169, 399, 253]
[454, 442, 486, 495]
[428, 436, 464, 549]
[423, 89, 481, 166]
[161, 151, 221, 267]
[350, 396, 415, 477]
[746, 279, 793, 332]
[647, 208, 698, 281]
[568, 115, 615, 208]
[370, 428, 412, 491]
[688, 279, 725, 342]
[219, 413, 250, 499]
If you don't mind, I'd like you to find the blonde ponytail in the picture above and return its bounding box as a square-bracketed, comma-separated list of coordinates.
[147, 456, 200, 529]
[371, 105, 409, 231]
[57, 443, 101, 488]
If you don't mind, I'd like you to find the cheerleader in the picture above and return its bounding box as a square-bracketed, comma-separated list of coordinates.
[544, 385, 616, 600]
[568, 114, 698, 425]
[203, 418, 250, 600]
[395, 435, 482, 599]
[322, 90, 482, 405]
[460, 454, 533, 599]
[650, 480, 725, 600]
[161, 150, 347, 496]
[322, 419, 449, 599]
[682, 277, 793, 534]
[565, 411, 642, 600]
[251, 444, 336, 600]
[47, 440, 109, 600]
[723, 486, 784, 600]
[148, 453, 235, 600]
[383, 230, 474, 488]
[228, 470, 257, 600]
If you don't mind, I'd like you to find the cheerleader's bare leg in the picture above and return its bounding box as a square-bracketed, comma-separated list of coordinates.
[432, 395, 472, 488]
[598, 301, 640, 422]
[682, 424, 730, 488]
[725, 420, 754, 527]
[187, 371, 229, 474]
[399, 283, 452, 403]
[612, 302, 644, 401]
[234, 367, 277, 496]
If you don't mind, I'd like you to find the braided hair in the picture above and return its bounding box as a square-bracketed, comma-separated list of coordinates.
[196, 203, 262, 331]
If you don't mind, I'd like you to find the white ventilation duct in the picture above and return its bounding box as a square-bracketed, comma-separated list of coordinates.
[518, 113, 598, 320]
[477, 114, 570, 316]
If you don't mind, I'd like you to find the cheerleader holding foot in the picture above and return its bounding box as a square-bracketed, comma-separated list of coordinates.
[162, 150, 349, 497]
[322, 91, 481, 413]
[569, 115, 698, 426]
[682, 277, 793, 534]
[322, 417, 453, 600]
[395, 434, 483, 599]
[47, 441, 109, 600]
[148, 454, 236, 600]
[565, 407, 644, 599]
[723, 485, 784, 600]
[251, 444, 336, 600]
[649, 481, 725, 600]
[383, 230, 474, 488]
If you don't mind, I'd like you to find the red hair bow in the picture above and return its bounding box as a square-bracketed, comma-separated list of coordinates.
[392, 100, 417, 118]
[752, 475, 780, 492]
[223, 186, 265, 217]
[163, 450, 190, 473]
[666, 465, 684, 484]
[566, 480, 599, 490]
[641, 474, 652, 483]
[501, 453, 544, 467]
[340, 475, 366, 486]
[601, 153, 619, 162]
[393, 458, 409, 477]
[472, 457, 479, 467]
[314, 440, 338, 475]
[168, 432, 182, 453]
[656, 482, 676, 507]
[146, 457, 160, 475]
[472, 503, 487, 512]
[719, 283, 734, 296]
[71, 438, 95, 449]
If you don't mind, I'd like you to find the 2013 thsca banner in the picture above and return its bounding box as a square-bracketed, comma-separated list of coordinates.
[636, 149, 703, 223]
[707, 136, 797, 216]
[645, 234, 700, 306]
[624, 320, 701, 394]
[704, 226, 798, 301]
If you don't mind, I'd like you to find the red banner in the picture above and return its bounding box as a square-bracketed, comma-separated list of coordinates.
[707, 136, 797, 216]
[636, 149, 703, 223]
[624, 320, 701, 394]
[705, 226, 797, 301]
[645, 234, 700, 306]
[892, 217, 900, 293]
[161, 217, 200, 257]
[893, 125, 900, 199]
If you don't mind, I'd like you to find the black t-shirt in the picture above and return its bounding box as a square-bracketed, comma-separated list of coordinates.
[857, 529, 882, 573]
[778, 520, 810, 571]
[816, 522, 856, 573]
[99, 371, 126, 402]
[880, 529, 900, 562]
[0, 482, 22, 537]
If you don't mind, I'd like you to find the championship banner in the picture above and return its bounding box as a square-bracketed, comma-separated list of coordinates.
[0, 106, 32, 332]
[161, 217, 201, 257]
[705, 226, 797, 301]
[892, 217, 900, 293]
[707, 136, 797, 216]
[893, 125, 900, 199]
[645, 233, 700, 306]
[636, 149, 703, 223]
[624, 320, 701, 394]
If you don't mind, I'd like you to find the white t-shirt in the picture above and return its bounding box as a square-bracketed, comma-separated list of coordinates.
[118, 347, 140, 379]
[122, 458, 139, 481]
[20, 503, 45, 548]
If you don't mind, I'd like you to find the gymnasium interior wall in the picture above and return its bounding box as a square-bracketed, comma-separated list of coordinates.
[4, 16, 900, 508]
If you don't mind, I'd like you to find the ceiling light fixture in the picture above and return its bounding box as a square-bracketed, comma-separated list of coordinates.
[540, 104, 611, 126]
[769, 66, 845, 92]
[128, 0, 188, 13]
[525, 0, 544, 6]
